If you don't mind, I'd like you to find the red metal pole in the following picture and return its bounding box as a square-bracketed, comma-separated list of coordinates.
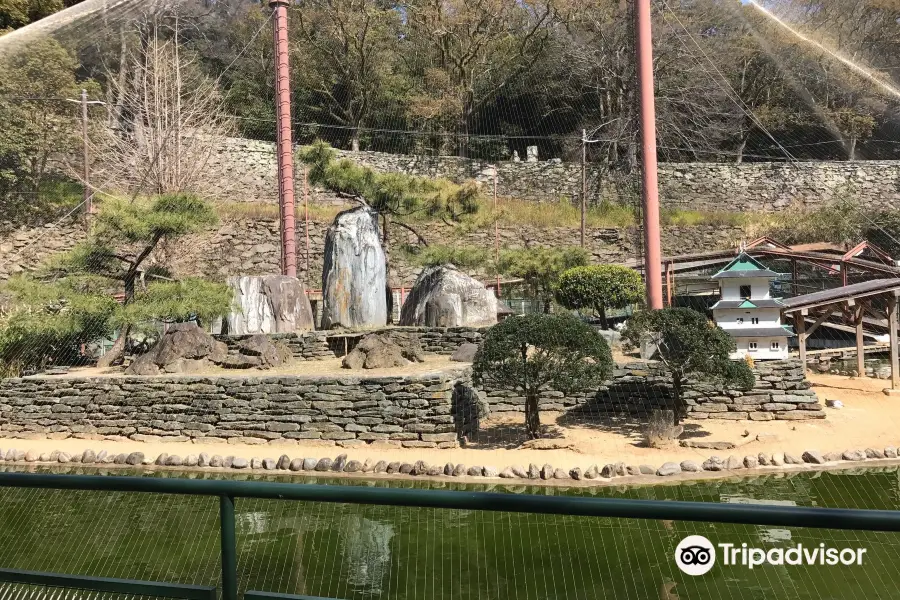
[635, 0, 663, 310]
[271, 0, 297, 278]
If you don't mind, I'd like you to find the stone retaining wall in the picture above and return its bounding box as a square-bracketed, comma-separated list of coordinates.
[0, 216, 742, 287]
[205, 136, 900, 211]
[0, 369, 482, 448]
[480, 359, 824, 421]
[214, 327, 487, 360]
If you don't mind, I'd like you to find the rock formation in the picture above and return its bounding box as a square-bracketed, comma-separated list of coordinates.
[342, 333, 424, 370]
[225, 275, 314, 334]
[126, 323, 290, 375]
[399, 264, 497, 328]
[450, 343, 479, 363]
[321, 206, 388, 329]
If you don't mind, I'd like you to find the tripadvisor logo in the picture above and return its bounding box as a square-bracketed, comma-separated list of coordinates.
[675, 535, 867, 576]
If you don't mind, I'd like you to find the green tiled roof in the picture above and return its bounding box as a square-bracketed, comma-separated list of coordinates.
[718, 253, 768, 273]
[712, 252, 780, 279]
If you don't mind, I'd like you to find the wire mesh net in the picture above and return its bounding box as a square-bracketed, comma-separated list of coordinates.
[1, 2, 900, 589]
[0, 468, 899, 598]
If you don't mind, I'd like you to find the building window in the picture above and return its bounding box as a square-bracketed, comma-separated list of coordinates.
[748, 341, 758, 351]
[771, 341, 780, 350]
[740, 285, 752, 299]
[736, 318, 744, 324]
[751, 317, 759, 325]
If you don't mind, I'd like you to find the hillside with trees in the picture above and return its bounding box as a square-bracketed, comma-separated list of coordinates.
[3, 0, 897, 178]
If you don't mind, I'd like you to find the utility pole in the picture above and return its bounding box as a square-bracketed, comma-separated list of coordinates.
[304, 167, 310, 280]
[81, 89, 91, 228]
[635, 0, 663, 309]
[271, 0, 297, 278]
[494, 167, 501, 297]
[581, 128, 587, 248]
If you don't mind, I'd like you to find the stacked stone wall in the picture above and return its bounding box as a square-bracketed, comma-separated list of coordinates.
[479, 359, 824, 421]
[204, 137, 900, 211]
[0, 369, 477, 448]
[214, 327, 487, 360]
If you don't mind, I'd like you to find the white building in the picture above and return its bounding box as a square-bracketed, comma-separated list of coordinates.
[711, 253, 793, 360]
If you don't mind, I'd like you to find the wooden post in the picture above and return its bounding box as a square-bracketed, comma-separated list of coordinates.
[855, 303, 865, 378]
[791, 258, 798, 296]
[494, 168, 500, 297]
[581, 128, 587, 248]
[665, 262, 672, 307]
[81, 89, 91, 228]
[795, 312, 807, 374]
[889, 295, 899, 391]
[304, 167, 310, 280]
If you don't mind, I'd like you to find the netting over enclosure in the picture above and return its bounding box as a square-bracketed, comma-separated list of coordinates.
[1, 0, 900, 521]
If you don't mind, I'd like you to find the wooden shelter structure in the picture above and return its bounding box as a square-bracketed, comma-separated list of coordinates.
[780, 279, 900, 390]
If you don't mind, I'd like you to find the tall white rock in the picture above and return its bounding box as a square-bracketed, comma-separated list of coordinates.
[399, 264, 497, 328]
[226, 275, 314, 334]
[321, 206, 388, 329]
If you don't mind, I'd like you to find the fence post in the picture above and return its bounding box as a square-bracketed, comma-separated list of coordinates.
[81, 88, 91, 228]
[219, 494, 237, 600]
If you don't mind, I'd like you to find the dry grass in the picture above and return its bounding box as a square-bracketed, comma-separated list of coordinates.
[213, 200, 352, 223]
[212, 197, 755, 232]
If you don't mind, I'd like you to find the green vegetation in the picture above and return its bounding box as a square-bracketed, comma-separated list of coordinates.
[0, 276, 118, 376]
[555, 265, 644, 328]
[0, 193, 231, 375]
[760, 196, 900, 255]
[0, 0, 85, 32]
[399, 244, 491, 270]
[472, 313, 613, 440]
[621, 308, 754, 426]
[0, 35, 97, 220]
[299, 140, 480, 249]
[498, 247, 589, 313]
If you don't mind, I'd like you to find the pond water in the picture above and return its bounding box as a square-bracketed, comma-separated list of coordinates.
[0, 466, 899, 600]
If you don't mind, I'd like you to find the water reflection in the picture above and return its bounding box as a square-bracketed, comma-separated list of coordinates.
[0, 465, 898, 599]
[339, 514, 393, 595]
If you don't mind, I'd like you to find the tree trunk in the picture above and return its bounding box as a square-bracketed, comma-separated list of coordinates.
[382, 213, 393, 324]
[97, 324, 130, 368]
[735, 136, 748, 164]
[350, 129, 360, 152]
[525, 390, 541, 440]
[672, 374, 684, 426]
[522, 342, 540, 439]
[599, 304, 608, 329]
[848, 136, 857, 161]
[458, 111, 470, 158]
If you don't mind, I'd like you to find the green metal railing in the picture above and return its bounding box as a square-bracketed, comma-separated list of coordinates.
[2, 472, 900, 599]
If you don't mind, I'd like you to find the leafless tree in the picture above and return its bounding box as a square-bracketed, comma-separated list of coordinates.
[95, 16, 232, 198]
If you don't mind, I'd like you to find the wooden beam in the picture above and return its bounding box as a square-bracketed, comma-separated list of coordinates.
[665, 262, 673, 307]
[795, 313, 807, 374]
[855, 304, 866, 378]
[805, 308, 838, 338]
[891, 295, 900, 391]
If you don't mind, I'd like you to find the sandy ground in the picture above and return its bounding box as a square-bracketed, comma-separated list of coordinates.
[55, 355, 464, 378]
[3, 372, 900, 481]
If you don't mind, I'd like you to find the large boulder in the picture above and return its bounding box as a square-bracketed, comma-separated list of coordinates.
[342, 334, 424, 370]
[126, 324, 289, 374]
[237, 335, 291, 368]
[154, 322, 223, 365]
[225, 275, 315, 334]
[399, 264, 497, 328]
[321, 206, 388, 329]
[126, 323, 227, 375]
